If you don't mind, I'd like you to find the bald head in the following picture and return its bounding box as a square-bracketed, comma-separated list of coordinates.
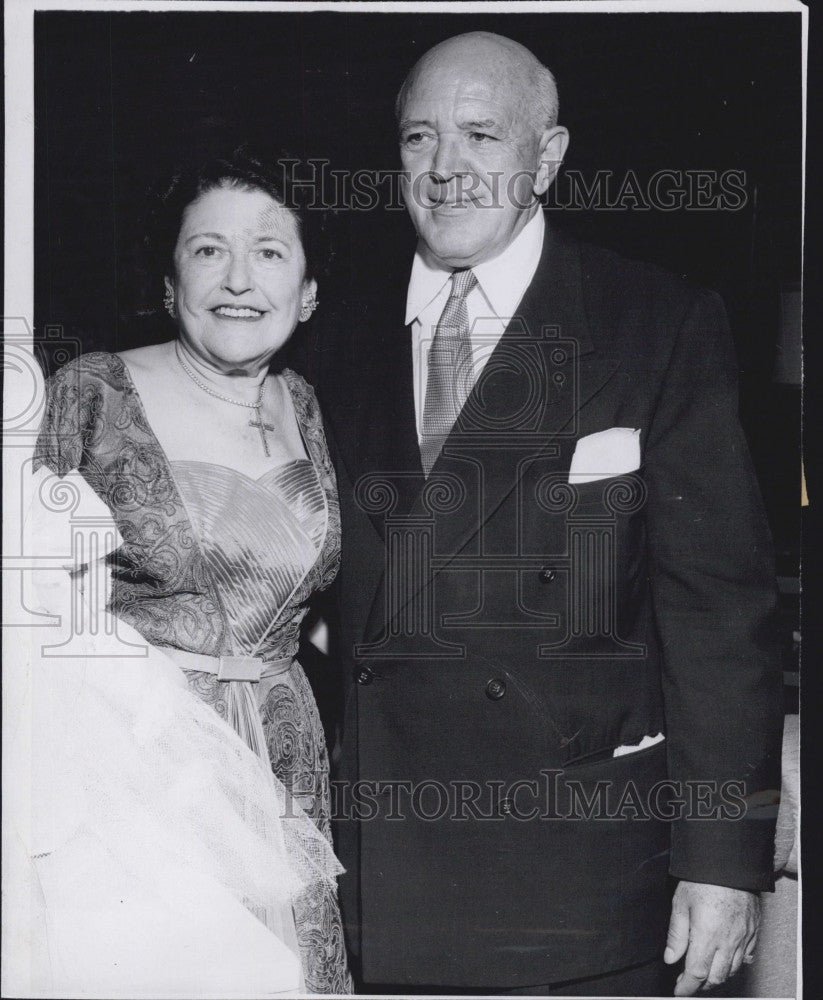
[396, 32, 559, 137]
[395, 30, 569, 268]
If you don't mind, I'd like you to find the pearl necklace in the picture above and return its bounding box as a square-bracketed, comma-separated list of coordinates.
[175, 343, 275, 456]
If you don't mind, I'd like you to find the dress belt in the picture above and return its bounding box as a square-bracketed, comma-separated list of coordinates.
[165, 649, 293, 683]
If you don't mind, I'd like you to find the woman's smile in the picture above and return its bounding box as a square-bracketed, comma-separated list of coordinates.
[211, 304, 267, 320]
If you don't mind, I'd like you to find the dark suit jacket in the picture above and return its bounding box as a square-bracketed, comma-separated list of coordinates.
[296, 221, 783, 989]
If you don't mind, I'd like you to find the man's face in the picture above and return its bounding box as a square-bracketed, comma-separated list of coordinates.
[398, 54, 549, 268]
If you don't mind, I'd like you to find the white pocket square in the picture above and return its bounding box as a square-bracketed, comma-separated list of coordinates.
[568, 428, 641, 484]
[613, 732, 665, 758]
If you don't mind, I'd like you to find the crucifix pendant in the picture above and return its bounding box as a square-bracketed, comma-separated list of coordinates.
[249, 408, 275, 457]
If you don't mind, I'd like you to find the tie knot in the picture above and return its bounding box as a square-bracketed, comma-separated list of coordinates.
[449, 269, 478, 301]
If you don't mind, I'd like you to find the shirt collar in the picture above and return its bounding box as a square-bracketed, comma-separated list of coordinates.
[405, 209, 546, 325]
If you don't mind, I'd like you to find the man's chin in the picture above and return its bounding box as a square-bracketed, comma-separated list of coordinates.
[420, 233, 490, 269]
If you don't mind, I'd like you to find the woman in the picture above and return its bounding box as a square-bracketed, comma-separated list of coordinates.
[30, 148, 352, 994]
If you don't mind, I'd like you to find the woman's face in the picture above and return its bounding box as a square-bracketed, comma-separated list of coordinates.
[168, 184, 315, 373]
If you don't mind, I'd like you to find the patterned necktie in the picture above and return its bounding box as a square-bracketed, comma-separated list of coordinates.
[420, 268, 478, 476]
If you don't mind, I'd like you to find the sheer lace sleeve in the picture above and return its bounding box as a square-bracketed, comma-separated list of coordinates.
[33, 353, 127, 478]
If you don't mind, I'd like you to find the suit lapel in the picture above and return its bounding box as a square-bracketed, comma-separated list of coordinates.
[409, 223, 607, 554]
[352, 285, 424, 537]
[358, 223, 624, 644]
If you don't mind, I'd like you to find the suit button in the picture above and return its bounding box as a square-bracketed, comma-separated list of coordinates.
[485, 678, 506, 700]
[355, 666, 374, 686]
[539, 567, 558, 583]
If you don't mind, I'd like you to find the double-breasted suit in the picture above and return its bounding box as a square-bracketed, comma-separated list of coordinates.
[297, 221, 783, 989]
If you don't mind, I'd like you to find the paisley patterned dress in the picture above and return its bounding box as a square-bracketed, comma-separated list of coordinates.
[34, 352, 351, 994]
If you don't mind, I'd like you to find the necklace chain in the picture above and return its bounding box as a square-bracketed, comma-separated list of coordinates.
[175, 344, 265, 410]
[174, 343, 274, 456]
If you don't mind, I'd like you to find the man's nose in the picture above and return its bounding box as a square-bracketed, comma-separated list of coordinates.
[430, 133, 466, 180]
[222, 253, 253, 295]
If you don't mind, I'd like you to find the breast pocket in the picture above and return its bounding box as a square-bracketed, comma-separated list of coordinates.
[519, 468, 649, 651]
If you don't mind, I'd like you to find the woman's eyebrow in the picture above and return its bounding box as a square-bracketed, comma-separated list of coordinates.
[183, 231, 226, 244]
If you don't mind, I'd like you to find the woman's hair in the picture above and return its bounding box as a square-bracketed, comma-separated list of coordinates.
[145, 145, 328, 285]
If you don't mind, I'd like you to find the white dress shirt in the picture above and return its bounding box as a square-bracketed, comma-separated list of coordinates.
[405, 209, 546, 440]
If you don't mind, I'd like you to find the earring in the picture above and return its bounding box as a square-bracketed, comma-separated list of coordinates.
[164, 286, 176, 319]
[299, 292, 318, 323]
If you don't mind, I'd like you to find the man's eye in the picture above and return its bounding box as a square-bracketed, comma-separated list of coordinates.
[402, 132, 426, 146]
[194, 245, 221, 258]
[258, 248, 283, 261]
[469, 132, 495, 143]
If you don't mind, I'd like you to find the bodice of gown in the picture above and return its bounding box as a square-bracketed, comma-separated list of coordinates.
[172, 459, 327, 661]
[33, 353, 340, 661]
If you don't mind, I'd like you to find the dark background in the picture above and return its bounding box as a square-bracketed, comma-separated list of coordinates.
[34, 8, 802, 671]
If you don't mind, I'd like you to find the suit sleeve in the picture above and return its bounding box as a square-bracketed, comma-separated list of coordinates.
[281, 317, 321, 385]
[643, 288, 783, 893]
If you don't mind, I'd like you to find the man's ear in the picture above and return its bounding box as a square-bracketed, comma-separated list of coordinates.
[534, 126, 570, 197]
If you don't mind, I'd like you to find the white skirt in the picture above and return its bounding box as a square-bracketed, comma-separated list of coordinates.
[7, 468, 342, 998]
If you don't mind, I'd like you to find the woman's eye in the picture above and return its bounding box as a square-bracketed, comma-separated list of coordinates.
[258, 248, 283, 261]
[194, 245, 221, 259]
[402, 132, 428, 147]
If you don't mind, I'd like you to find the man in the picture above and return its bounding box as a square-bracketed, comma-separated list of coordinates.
[302, 31, 782, 996]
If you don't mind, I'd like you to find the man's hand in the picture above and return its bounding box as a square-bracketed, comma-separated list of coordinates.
[664, 881, 760, 995]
